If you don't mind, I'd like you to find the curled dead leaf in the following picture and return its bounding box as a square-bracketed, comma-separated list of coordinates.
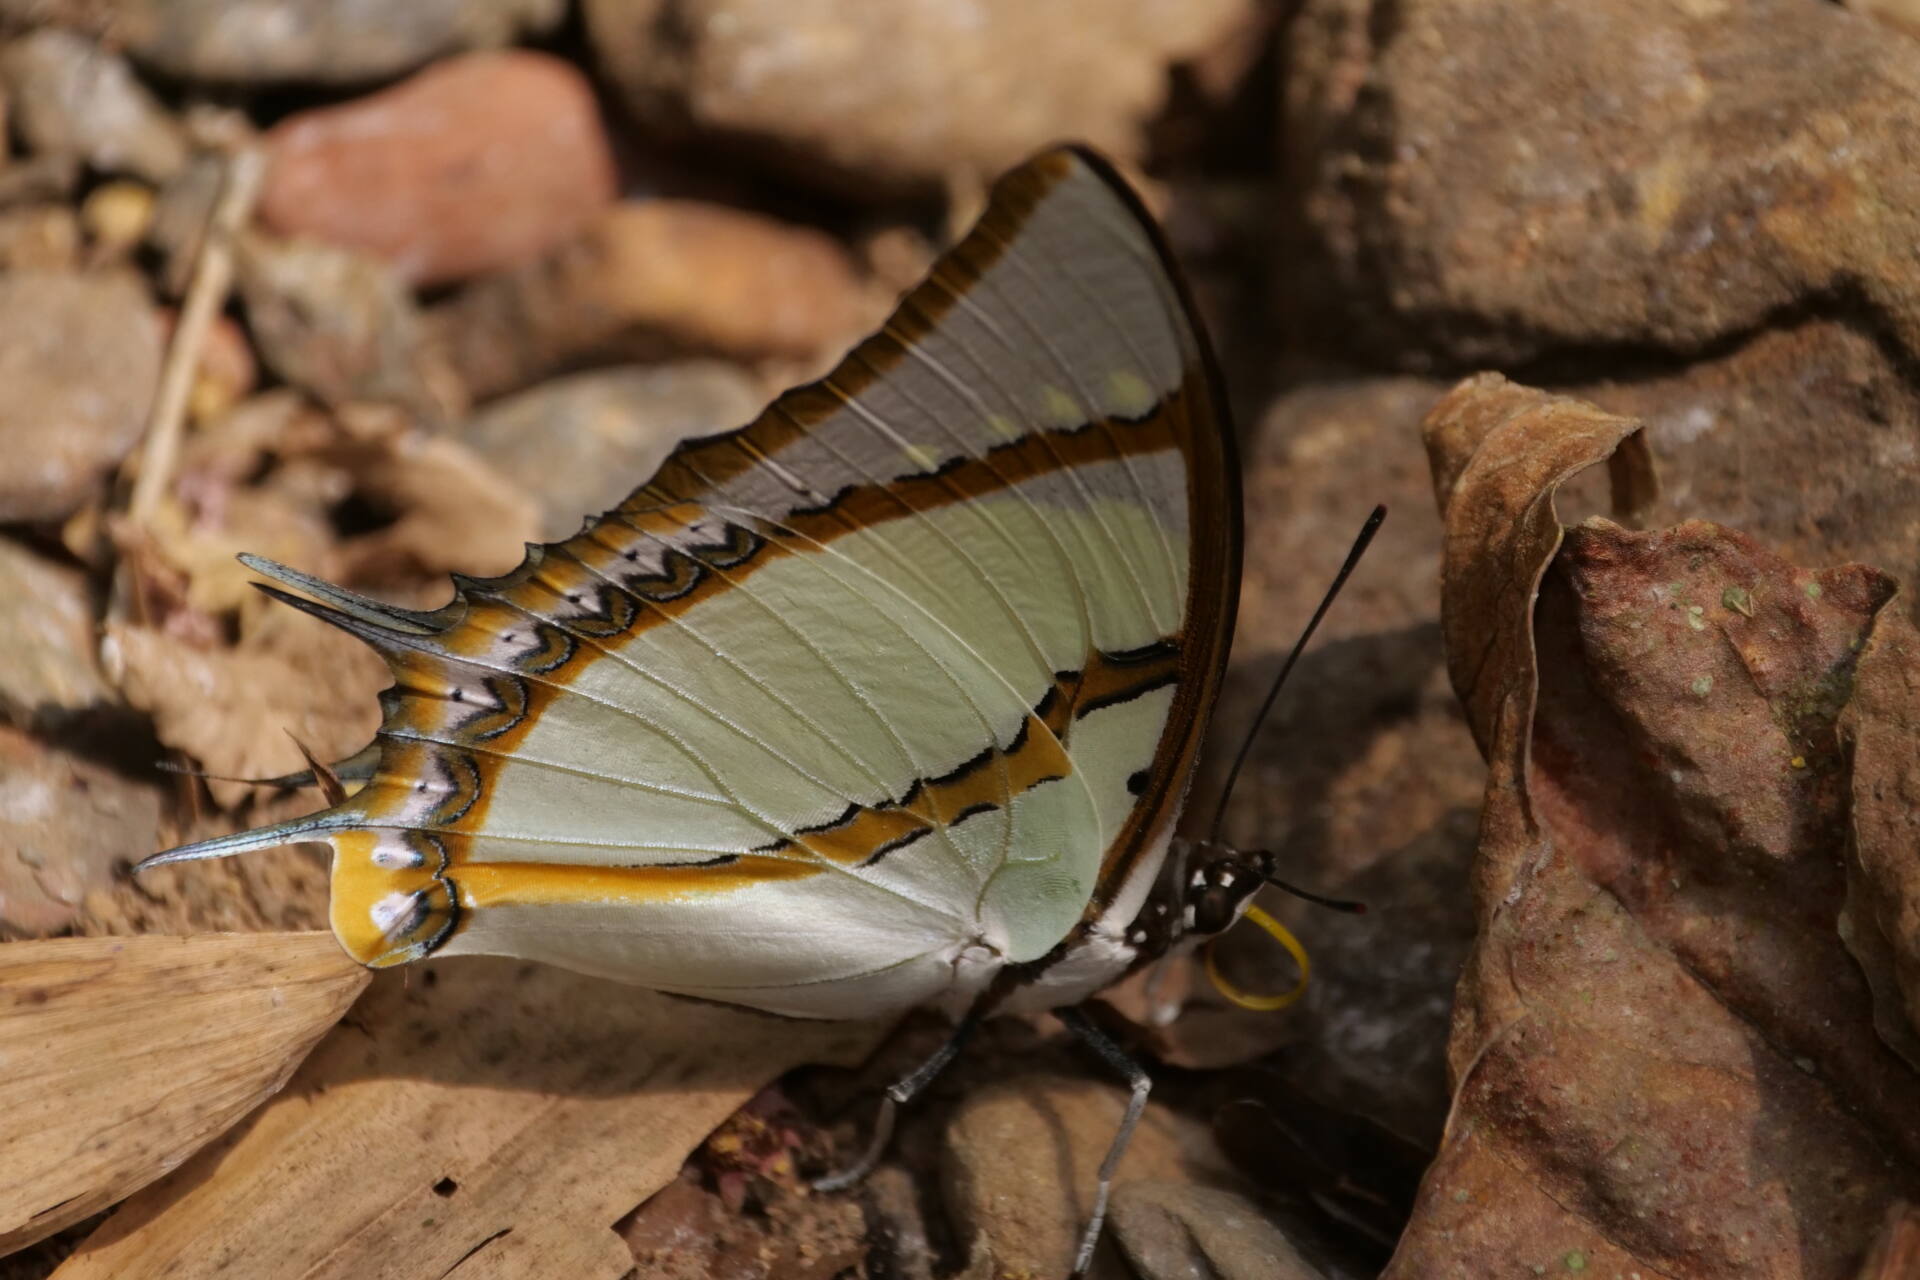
[1391, 376, 1920, 1278]
[0, 933, 367, 1253]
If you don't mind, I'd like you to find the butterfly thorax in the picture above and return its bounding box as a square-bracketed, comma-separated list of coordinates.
[988, 834, 1271, 1016]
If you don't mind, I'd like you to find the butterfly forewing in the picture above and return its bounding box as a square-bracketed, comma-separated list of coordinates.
[149, 147, 1240, 1020]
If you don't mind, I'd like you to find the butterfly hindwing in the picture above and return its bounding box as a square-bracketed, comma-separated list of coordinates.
[147, 147, 1240, 1019]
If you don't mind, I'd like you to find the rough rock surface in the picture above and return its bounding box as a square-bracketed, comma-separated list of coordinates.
[1286, 0, 1920, 366]
[259, 52, 618, 287]
[0, 271, 162, 523]
[585, 0, 1250, 192]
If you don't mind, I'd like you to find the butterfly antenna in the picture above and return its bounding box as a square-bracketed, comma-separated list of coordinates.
[1205, 504, 1387, 848]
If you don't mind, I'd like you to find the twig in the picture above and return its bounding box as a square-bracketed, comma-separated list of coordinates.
[127, 144, 267, 523]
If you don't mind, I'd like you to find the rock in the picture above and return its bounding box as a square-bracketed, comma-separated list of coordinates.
[1286, 0, 1920, 367]
[24, 0, 568, 86]
[0, 537, 110, 724]
[585, 0, 1250, 193]
[464, 362, 766, 540]
[259, 52, 618, 287]
[0, 271, 163, 523]
[1848, 0, 1920, 39]
[1570, 318, 1920, 597]
[940, 1072, 1237, 1278]
[0, 29, 186, 183]
[433, 199, 868, 399]
[236, 234, 452, 420]
[0, 153, 79, 207]
[0, 204, 80, 271]
[1109, 1182, 1328, 1280]
[0, 724, 161, 938]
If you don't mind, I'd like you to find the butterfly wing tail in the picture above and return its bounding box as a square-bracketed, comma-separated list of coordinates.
[238, 553, 442, 635]
[136, 811, 351, 870]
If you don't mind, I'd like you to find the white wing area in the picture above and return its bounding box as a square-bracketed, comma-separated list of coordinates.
[144, 148, 1229, 1020]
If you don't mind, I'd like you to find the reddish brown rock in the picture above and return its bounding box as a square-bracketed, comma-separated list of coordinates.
[433, 198, 869, 398]
[259, 51, 617, 287]
[1286, 0, 1920, 367]
[585, 0, 1250, 193]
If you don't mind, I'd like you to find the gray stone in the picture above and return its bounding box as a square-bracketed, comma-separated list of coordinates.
[0, 271, 162, 523]
[0, 538, 110, 724]
[463, 362, 765, 540]
[585, 0, 1249, 193]
[1109, 1182, 1330, 1280]
[0, 29, 186, 182]
[236, 233, 447, 420]
[2, 0, 567, 86]
[0, 724, 160, 938]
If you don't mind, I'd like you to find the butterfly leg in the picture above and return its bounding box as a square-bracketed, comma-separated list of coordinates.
[813, 1013, 978, 1192]
[1057, 1005, 1152, 1279]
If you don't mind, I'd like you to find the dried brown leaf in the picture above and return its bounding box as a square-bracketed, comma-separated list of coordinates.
[53, 958, 887, 1280]
[0, 933, 367, 1253]
[306, 425, 541, 585]
[1389, 376, 1920, 1278]
[104, 607, 385, 806]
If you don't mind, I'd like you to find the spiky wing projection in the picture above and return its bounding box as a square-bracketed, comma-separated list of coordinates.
[146, 147, 1241, 1020]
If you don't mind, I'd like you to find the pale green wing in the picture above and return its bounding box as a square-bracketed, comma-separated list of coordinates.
[144, 146, 1240, 1020]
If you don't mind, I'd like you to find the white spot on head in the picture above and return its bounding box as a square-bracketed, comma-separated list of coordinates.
[1129, 929, 1148, 945]
[1218, 869, 1236, 888]
[1189, 870, 1206, 889]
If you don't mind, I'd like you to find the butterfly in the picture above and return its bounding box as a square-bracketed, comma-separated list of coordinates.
[141, 145, 1351, 1274]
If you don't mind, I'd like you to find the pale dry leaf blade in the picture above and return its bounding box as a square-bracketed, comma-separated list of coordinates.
[0, 932, 367, 1253]
[54, 958, 889, 1280]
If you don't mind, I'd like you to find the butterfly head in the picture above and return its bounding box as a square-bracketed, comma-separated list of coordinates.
[1128, 838, 1364, 1014]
